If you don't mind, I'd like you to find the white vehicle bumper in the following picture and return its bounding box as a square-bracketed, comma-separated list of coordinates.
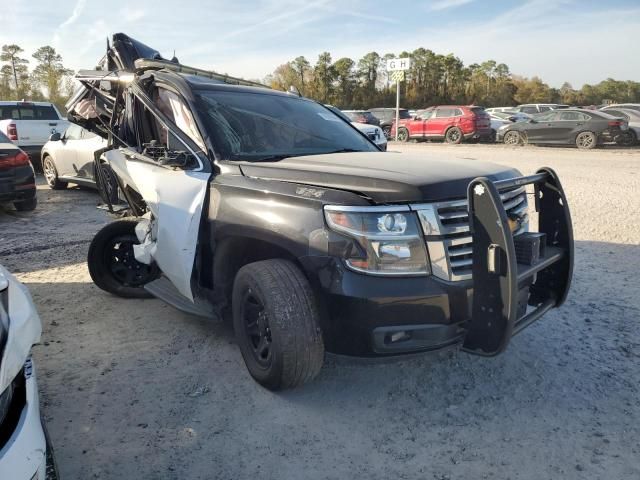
[0, 360, 46, 480]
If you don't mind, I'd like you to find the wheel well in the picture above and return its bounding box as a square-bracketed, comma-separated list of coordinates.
[211, 236, 302, 306]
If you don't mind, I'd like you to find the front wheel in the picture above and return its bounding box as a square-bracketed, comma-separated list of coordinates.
[232, 259, 324, 390]
[575, 131, 597, 149]
[382, 125, 391, 139]
[87, 220, 159, 298]
[503, 130, 523, 146]
[43, 156, 67, 190]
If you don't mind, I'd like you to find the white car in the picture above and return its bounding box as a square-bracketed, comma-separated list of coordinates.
[0, 101, 69, 170]
[325, 106, 387, 150]
[0, 264, 46, 480]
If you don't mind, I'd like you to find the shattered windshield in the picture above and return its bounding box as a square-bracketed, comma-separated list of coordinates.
[194, 89, 379, 161]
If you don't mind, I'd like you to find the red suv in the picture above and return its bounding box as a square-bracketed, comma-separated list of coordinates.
[390, 105, 492, 143]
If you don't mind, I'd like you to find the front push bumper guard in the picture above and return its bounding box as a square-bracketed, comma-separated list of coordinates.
[463, 167, 574, 356]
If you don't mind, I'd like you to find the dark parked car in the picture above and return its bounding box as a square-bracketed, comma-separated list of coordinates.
[497, 109, 628, 149]
[369, 107, 412, 138]
[68, 33, 574, 390]
[340, 110, 380, 126]
[0, 130, 37, 211]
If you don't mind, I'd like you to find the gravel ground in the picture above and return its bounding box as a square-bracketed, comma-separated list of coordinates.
[1, 143, 639, 480]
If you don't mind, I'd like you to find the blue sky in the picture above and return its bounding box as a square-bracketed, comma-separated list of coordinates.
[3, 0, 640, 88]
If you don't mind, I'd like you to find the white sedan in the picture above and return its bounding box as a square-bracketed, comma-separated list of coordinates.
[0, 265, 47, 480]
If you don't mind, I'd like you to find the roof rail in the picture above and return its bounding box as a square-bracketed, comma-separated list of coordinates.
[133, 58, 268, 89]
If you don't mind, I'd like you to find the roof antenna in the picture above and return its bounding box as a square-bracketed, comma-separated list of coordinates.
[170, 50, 179, 64]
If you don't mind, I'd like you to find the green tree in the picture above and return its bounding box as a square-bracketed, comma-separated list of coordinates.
[332, 57, 355, 107]
[290, 56, 311, 95]
[311, 52, 335, 103]
[31, 46, 72, 103]
[0, 44, 29, 92]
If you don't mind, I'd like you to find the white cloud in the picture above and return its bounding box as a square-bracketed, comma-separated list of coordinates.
[430, 0, 473, 11]
[58, 0, 87, 29]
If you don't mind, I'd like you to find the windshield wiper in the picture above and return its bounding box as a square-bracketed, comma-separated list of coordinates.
[322, 148, 365, 154]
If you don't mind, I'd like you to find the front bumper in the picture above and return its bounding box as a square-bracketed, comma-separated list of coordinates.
[0, 360, 46, 480]
[310, 169, 573, 357]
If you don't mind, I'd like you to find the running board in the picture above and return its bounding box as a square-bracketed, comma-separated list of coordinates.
[144, 277, 214, 318]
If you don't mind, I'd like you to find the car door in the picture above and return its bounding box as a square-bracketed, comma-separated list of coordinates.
[55, 124, 83, 177]
[76, 129, 107, 181]
[554, 111, 588, 143]
[426, 108, 451, 137]
[524, 111, 559, 143]
[105, 86, 210, 301]
[413, 109, 434, 137]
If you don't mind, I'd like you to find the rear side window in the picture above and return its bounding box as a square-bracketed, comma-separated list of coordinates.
[520, 106, 538, 114]
[363, 112, 378, 123]
[0, 104, 59, 120]
[435, 108, 455, 118]
[539, 106, 552, 112]
[559, 111, 590, 121]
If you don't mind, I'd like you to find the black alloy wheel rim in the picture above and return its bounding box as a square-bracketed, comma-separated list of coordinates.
[448, 129, 461, 143]
[241, 289, 273, 368]
[104, 235, 155, 287]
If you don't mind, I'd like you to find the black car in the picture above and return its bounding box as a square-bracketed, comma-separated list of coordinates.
[497, 108, 628, 149]
[0, 130, 37, 211]
[369, 107, 412, 139]
[68, 33, 574, 390]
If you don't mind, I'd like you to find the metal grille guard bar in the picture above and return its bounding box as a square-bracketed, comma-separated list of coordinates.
[462, 167, 574, 356]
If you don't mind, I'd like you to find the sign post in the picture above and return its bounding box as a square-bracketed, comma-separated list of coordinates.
[386, 58, 411, 142]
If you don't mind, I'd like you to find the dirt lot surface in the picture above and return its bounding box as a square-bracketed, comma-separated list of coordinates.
[1, 143, 639, 479]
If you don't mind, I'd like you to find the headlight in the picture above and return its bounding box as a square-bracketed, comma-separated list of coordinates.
[324, 206, 429, 275]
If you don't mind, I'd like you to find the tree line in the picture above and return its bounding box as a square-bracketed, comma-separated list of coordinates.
[0, 44, 74, 111]
[2, 42, 639, 113]
[265, 48, 640, 109]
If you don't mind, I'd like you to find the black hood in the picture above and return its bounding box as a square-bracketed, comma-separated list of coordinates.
[239, 152, 521, 203]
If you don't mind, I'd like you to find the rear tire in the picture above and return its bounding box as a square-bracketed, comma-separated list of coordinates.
[575, 131, 597, 149]
[42, 156, 68, 190]
[445, 127, 463, 144]
[14, 197, 37, 211]
[232, 259, 324, 390]
[397, 127, 410, 142]
[88, 220, 159, 298]
[617, 130, 637, 146]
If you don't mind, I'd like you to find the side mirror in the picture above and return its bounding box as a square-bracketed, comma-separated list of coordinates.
[49, 132, 61, 141]
[159, 151, 193, 169]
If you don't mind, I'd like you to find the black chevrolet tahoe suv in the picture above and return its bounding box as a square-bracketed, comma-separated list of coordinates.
[67, 34, 574, 390]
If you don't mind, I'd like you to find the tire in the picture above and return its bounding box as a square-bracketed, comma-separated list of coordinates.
[14, 197, 37, 211]
[97, 163, 120, 204]
[42, 156, 68, 190]
[232, 259, 324, 390]
[87, 220, 159, 298]
[503, 130, 523, 146]
[397, 127, 410, 142]
[382, 125, 391, 140]
[575, 131, 597, 149]
[617, 130, 637, 147]
[445, 126, 463, 144]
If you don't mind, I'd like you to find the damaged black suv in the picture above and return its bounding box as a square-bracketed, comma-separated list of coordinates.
[68, 34, 573, 390]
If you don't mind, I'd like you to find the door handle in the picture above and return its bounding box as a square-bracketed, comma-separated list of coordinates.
[576, 123, 583, 126]
[48, 123, 57, 126]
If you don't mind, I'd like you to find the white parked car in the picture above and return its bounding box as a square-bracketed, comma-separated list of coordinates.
[485, 107, 516, 114]
[325, 106, 387, 150]
[0, 101, 69, 170]
[0, 264, 46, 480]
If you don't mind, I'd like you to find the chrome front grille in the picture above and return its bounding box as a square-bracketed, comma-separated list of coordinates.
[413, 186, 528, 281]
